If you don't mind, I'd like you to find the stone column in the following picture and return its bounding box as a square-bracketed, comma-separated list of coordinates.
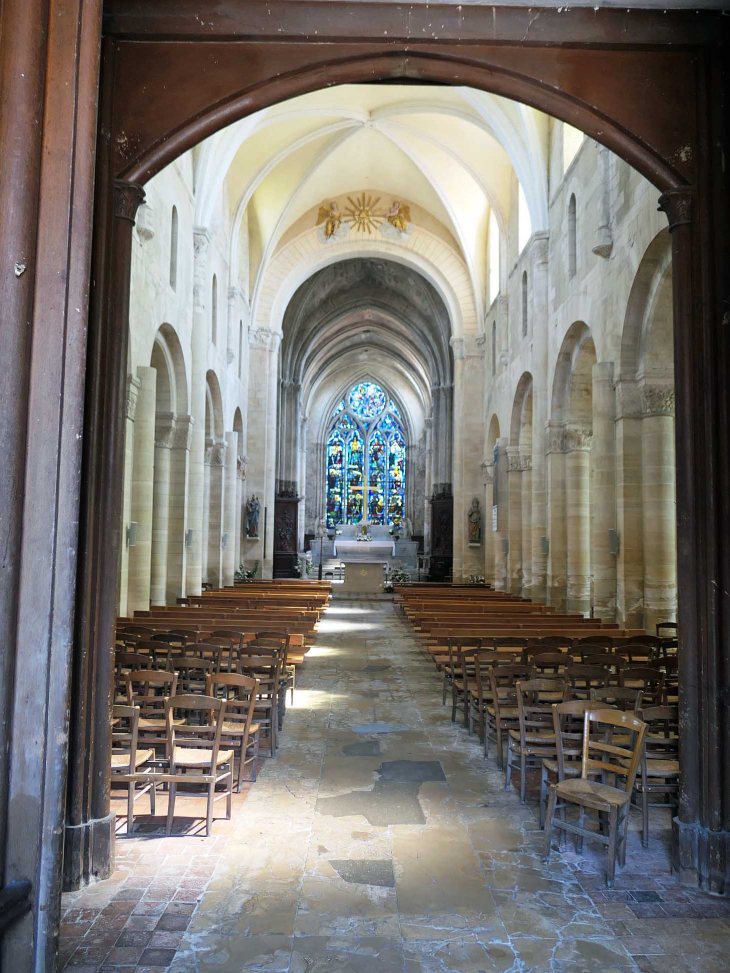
[166, 416, 193, 603]
[592, 363, 617, 619]
[205, 442, 226, 588]
[245, 326, 272, 576]
[482, 462, 495, 585]
[546, 421, 567, 610]
[615, 380, 645, 629]
[297, 417, 307, 550]
[127, 366, 156, 612]
[506, 445, 523, 595]
[423, 417, 433, 554]
[223, 431, 239, 586]
[493, 438, 509, 591]
[263, 334, 281, 577]
[565, 421, 593, 616]
[530, 233, 550, 605]
[641, 385, 677, 633]
[185, 227, 210, 596]
[119, 376, 140, 617]
[235, 453, 246, 572]
[150, 411, 174, 605]
[520, 451, 533, 600]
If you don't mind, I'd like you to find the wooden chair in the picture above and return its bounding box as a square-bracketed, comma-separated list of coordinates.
[614, 639, 660, 664]
[164, 695, 234, 836]
[632, 705, 679, 847]
[447, 638, 482, 725]
[590, 686, 643, 713]
[539, 699, 596, 828]
[256, 631, 295, 703]
[186, 641, 224, 670]
[125, 670, 182, 753]
[111, 704, 155, 835]
[212, 629, 245, 650]
[486, 664, 533, 768]
[656, 621, 678, 638]
[468, 650, 518, 743]
[529, 651, 569, 678]
[236, 649, 283, 756]
[566, 664, 608, 699]
[506, 678, 567, 804]
[205, 673, 261, 790]
[583, 653, 625, 682]
[543, 708, 647, 887]
[118, 625, 156, 636]
[620, 666, 665, 706]
[174, 656, 216, 696]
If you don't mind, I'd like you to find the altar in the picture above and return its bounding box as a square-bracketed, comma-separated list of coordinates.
[334, 539, 394, 560]
[341, 560, 385, 593]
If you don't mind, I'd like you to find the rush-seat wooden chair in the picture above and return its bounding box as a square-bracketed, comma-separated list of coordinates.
[485, 664, 533, 769]
[632, 704, 679, 847]
[506, 678, 568, 805]
[543, 708, 647, 888]
[205, 673, 261, 791]
[111, 704, 156, 835]
[164, 694, 234, 836]
[539, 699, 597, 828]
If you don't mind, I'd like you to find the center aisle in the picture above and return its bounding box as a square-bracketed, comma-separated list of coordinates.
[174, 595, 639, 973]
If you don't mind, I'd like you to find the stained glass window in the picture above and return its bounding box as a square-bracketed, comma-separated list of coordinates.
[348, 382, 386, 419]
[325, 385, 405, 527]
[325, 434, 344, 528]
[346, 432, 364, 524]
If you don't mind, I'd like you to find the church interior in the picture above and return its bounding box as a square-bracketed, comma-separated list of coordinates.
[1, 4, 729, 973]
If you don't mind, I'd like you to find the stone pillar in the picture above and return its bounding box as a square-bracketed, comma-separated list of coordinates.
[245, 327, 271, 575]
[235, 453, 246, 572]
[423, 417, 433, 554]
[119, 376, 140, 617]
[263, 335, 281, 577]
[206, 440, 226, 587]
[520, 451, 533, 600]
[166, 416, 192, 603]
[592, 363, 617, 620]
[506, 445, 523, 595]
[185, 227, 210, 596]
[546, 421, 567, 610]
[530, 233, 550, 605]
[493, 438, 509, 591]
[150, 411, 174, 605]
[641, 385, 677, 633]
[127, 366, 156, 612]
[615, 380, 645, 629]
[565, 422, 593, 616]
[483, 462, 495, 585]
[223, 431, 239, 586]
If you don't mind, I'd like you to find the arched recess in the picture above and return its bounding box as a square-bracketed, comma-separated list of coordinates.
[549, 323, 596, 615]
[618, 229, 676, 632]
[508, 373, 534, 598]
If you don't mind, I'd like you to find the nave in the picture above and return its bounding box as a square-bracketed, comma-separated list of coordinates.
[59, 598, 726, 973]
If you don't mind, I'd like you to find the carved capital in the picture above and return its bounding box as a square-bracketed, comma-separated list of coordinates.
[530, 230, 550, 266]
[172, 415, 194, 450]
[113, 181, 145, 225]
[545, 421, 567, 455]
[248, 325, 273, 350]
[565, 421, 593, 452]
[641, 384, 675, 417]
[658, 188, 692, 232]
[482, 462, 494, 484]
[520, 452, 533, 471]
[450, 337, 465, 360]
[155, 412, 177, 449]
[269, 332, 282, 354]
[135, 202, 155, 243]
[193, 226, 211, 259]
[237, 454, 248, 480]
[506, 445, 522, 471]
[125, 376, 141, 422]
[205, 440, 227, 466]
[615, 380, 642, 419]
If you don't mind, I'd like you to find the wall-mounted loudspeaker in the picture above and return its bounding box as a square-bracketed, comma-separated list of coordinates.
[185, 529, 193, 547]
[608, 528, 619, 555]
[126, 522, 137, 548]
[502, 537, 509, 554]
[541, 535, 549, 555]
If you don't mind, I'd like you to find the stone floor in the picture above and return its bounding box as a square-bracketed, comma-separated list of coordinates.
[59, 596, 730, 972]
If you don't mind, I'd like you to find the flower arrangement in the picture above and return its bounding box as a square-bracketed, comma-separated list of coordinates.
[382, 566, 409, 593]
[235, 560, 259, 582]
[468, 574, 486, 585]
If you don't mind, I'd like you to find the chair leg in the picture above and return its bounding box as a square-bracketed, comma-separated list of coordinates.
[619, 807, 629, 867]
[496, 726, 504, 770]
[519, 752, 527, 805]
[127, 781, 135, 835]
[236, 742, 244, 792]
[505, 743, 512, 791]
[484, 720, 490, 758]
[226, 768, 233, 819]
[577, 807, 585, 853]
[451, 687, 458, 723]
[543, 786, 557, 861]
[606, 805, 619, 888]
[252, 733, 260, 782]
[150, 778, 156, 815]
[642, 787, 649, 848]
[206, 781, 215, 836]
[442, 674, 448, 705]
[165, 782, 177, 836]
[539, 765, 548, 829]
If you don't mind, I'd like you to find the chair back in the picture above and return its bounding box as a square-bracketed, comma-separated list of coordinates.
[205, 673, 260, 739]
[620, 666, 665, 705]
[174, 656, 216, 693]
[656, 621, 678, 638]
[472, 650, 515, 709]
[551, 699, 596, 779]
[111, 703, 142, 773]
[581, 708, 647, 793]
[574, 635, 614, 649]
[164, 694, 227, 773]
[590, 686, 643, 712]
[566, 664, 609, 697]
[119, 625, 156, 636]
[528, 651, 568, 676]
[638, 704, 679, 764]
[212, 630, 245, 649]
[447, 637, 482, 684]
[115, 652, 153, 672]
[126, 669, 178, 718]
[534, 635, 574, 650]
[615, 641, 657, 664]
[488, 664, 533, 719]
[583, 652, 625, 675]
[186, 642, 224, 669]
[515, 678, 567, 744]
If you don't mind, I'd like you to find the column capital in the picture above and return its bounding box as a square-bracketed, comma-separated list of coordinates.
[565, 420, 593, 452]
[529, 230, 550, 266]
[450, 336, 464, 360]
[237, 454, 248, 480]
[506, 445, 522, 470]
[171, 415, 194, 450]
[248, 325, 273, 349]
[615, 379, 642, 419]
[269, 332, 282, 354]
[125, 375, 141, 422]
[641, 383, 675, 417]
[519, 449, 533, 471]
[193, 226, 212, 258]
[657, 187, 692, 232]
[545, 420, 567, 454]
[482, 461, 494, 484]
[113, 180, 145, 225]
[155, 411, 177, 449]
[205, 440, 227, 466]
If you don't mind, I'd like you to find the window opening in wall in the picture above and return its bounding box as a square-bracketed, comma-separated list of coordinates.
[488, 209, 500, 305]
[563, 123, 584, 173]
[169, 206, 178, 290]
[568, 194, 577, 278]
[492, 321, 497, 377]
[211, 274, 218, 344]
[238, 320, 243, 378]
[518, 183, 531, 254]
[325, 383, 405, 528]
[522, 271, 528, 337]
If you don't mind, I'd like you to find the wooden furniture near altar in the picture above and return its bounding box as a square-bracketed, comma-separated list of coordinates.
[429, 493, 453, 582]
[273, 494, 300, 578]
[342, 561, 385, 593]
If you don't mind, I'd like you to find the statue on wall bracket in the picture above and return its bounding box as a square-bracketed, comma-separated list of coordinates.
[468, 497, 482, 545]
[246, 495, 260, 538]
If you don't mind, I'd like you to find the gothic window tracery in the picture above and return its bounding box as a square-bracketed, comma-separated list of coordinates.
[325, 382, 406, 527]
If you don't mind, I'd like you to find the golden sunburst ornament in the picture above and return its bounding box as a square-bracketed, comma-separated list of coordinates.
[344, 193, 385, 234]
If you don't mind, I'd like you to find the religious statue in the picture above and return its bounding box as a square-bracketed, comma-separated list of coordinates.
[316, 201, 345, 242]
[381, 199, 413, 240]
[468, 497, 482, 545]
[404, 517, 414, 538]
[246, 495, 260, 538]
